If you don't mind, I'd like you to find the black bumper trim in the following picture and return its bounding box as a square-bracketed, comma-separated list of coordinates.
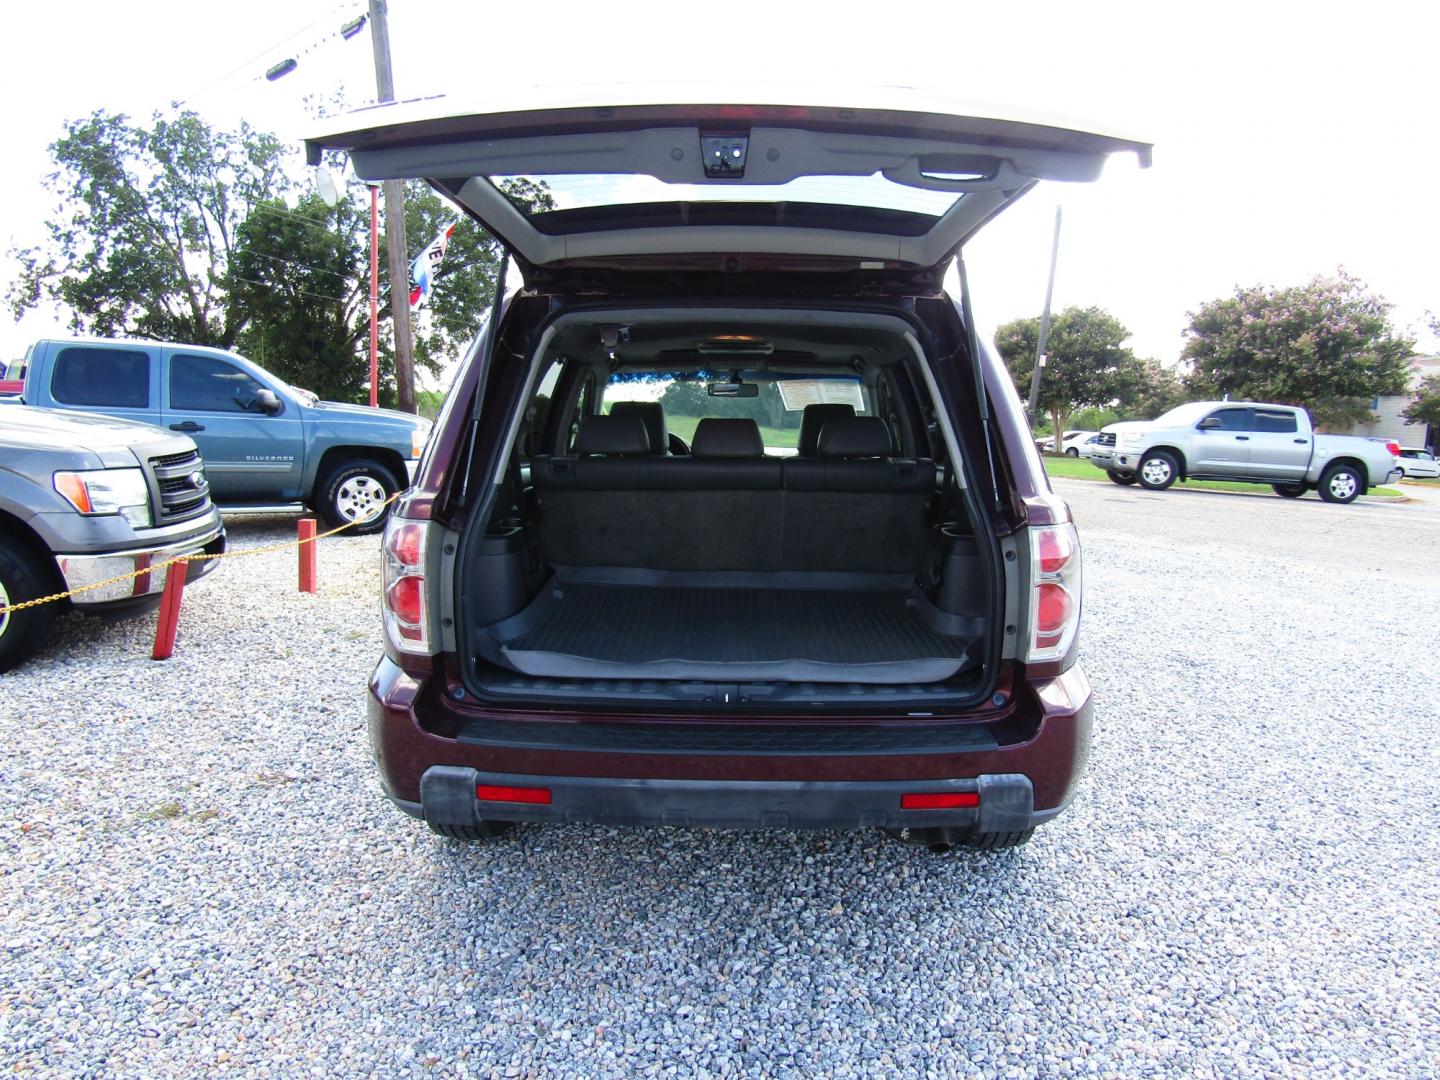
[417, 766, 1036, 832]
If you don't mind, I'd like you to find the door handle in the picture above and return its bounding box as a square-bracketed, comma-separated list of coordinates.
[1235, 435, 1249, 441]
[169, 421, 205, 432]
[1293, 438, 1306, 444]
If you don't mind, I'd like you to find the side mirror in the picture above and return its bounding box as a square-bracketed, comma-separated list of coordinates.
[254, 388, 283, 415]
[1196, 417, 1221, 430]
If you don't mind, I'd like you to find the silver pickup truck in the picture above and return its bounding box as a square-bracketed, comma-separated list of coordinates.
[0, 405, 225, 671]
[1088, 401, 1401, 503]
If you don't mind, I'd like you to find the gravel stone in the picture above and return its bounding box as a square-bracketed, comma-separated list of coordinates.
[2, 491, 1439, 1078]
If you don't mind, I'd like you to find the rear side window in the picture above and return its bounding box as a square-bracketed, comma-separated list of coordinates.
[1252, 409, 1298, 433]
[1205, 408, 1251, 432]
[51, 346, 150, 408]
[170, 353, 268, 412]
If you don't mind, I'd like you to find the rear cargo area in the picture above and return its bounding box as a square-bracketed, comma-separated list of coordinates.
[476, 568, 975, 684]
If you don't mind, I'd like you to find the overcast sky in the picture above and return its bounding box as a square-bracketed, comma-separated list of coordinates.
[3, 0, 1436, 366]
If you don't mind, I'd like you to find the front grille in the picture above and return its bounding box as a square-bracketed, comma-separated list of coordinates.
[1096, 432, 1116, 447]
[146, 448, 212, 524]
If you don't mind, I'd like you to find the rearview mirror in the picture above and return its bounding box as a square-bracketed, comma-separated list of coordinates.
[1196, 417, 1221, 430]
[254, 388, 283, 415]
[707, 380, 759, 398]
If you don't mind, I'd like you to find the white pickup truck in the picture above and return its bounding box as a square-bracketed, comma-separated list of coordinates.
[1087, 401, 1401, 503]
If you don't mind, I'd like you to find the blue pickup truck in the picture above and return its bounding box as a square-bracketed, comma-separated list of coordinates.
[3, 338, 431, 533]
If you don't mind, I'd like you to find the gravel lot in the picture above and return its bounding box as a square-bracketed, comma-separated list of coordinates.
[3, 488, 1439, 1078]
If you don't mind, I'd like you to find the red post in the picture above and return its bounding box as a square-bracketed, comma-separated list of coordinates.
[151, 558, 189, 661]
[369, 183, 380, 408]
[298, 518, 318, 593]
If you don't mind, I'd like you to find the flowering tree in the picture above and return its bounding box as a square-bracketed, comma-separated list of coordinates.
[1182, 272, 1413, 427]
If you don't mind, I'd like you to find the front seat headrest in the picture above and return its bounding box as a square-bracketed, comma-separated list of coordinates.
[818, 416, 893, 459]
[691, 418, 765, 458]
[797, 403, 857, 456]
[609, 401, 669, 455]
[572, 413, 651, 456]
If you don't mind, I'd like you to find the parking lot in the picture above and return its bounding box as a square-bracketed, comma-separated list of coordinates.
[3, 483, 1438, 1077]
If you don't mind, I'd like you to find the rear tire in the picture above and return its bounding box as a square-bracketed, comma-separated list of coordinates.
[0, 535, 60, 674]
[1272, 483, 1306, 498]
[961, 829, 1034, 851]
[1318, 463, 1363, 504]
[427, 820, 515, 842]
[1106, 470, 1137, 486]
[1065, 447, 1079, 457]
[1138, 450, 1179, 490]
[315, 458, 400, 534]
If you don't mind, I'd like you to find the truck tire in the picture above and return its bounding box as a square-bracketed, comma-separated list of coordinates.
[1138, 450, 1180, 490]
[961, 829, 1034, 851]
[1318, 463, 1363, 504]
[1106, 469, 1137, 486]
[0, 535, 59, 674]
[426, 820, 515, 842]
[315, 458, 400, 534]
[883, 826, 1034, 853]
[1272, 483, 1306, 498]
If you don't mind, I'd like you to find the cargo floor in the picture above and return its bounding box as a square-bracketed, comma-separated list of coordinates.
[476, 568, 976, 684]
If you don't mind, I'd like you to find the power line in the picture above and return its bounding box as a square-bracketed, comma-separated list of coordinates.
[168, 0, 365, 112]
[230, 274, 355, 304]
[241, 248, 355, 278]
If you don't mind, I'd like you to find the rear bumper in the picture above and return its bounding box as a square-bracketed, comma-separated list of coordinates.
[404, 767, 1044, 832]
[368, 658, 1093, 832]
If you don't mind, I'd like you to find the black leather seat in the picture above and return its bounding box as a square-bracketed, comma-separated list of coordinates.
[609, 401, 670, 455]
[783, 416, 934, 492]
[796, 403, 856, 456]
[532, 413, 650, 490]
[642, 418, 780, 490]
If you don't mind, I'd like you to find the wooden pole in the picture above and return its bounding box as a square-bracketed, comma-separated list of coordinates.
[151, 559, 189, 661]
[298, 518, 318, 593]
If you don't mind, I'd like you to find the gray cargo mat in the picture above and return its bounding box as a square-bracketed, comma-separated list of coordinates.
[478, 569, 975, 684]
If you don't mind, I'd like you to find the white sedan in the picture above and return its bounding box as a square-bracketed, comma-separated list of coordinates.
[1061, 431, 1102, 458]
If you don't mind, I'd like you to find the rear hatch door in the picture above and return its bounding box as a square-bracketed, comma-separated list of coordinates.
[306, 85, 1150, 286]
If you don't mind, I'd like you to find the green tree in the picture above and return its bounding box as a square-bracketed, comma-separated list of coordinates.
[9, 110, 289, 346]
[995, 306, 1142, 439]
[1402, 374, 1440, 431]
[1117, 357, 1186, 420]
[1181, 271, 1413, 428]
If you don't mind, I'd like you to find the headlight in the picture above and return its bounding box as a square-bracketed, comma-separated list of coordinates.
[1121, 432, 1144, 445]
[53, 468, 152, 528]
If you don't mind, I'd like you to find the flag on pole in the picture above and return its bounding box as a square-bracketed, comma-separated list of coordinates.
[408, 222, 458, 310]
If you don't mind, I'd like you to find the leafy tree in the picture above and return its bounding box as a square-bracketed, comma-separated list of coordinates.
[1181, 271, 1413, 428]
[1117, 357, 1186, 420]
[9, 111, 289, 346]
[1402, 374, 1440, 430]
[995, 306, 1142, 439]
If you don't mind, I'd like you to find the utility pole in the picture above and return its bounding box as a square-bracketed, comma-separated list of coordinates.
[1027, 205, 1063, 424]
[368, 0, 416, 413]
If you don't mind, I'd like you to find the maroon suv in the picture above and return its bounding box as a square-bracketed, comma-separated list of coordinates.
[307, 89, 1148, 851]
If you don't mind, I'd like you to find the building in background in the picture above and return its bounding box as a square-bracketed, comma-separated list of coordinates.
[1341, 354, 1439, 452]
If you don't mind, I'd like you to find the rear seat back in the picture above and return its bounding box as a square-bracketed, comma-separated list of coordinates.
[796, 403, 856, 456]
[532, 414, 934, 573]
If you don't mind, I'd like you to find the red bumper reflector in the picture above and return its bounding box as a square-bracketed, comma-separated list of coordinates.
[901, 791, 980, 810]
[476, 784, 552, 805]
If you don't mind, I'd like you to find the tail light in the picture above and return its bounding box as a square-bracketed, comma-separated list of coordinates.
[382, 516, 433, 654]
[1385, 440, 1400, 458]
[1026, 522, 1082, 662]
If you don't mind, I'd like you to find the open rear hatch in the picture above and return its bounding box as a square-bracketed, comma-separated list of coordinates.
[305, 85, 1151, 286]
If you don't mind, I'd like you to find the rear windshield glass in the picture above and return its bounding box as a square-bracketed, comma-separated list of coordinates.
[491, 173, 963, 219]
[603, 372, 871, 454]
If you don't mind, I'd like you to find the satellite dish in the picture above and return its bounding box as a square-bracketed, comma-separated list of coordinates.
[315, 167, 340, 208]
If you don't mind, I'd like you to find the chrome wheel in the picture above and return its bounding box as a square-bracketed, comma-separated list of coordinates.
[1328, 472, 1357, 501]
[1141, 457, 1172, 486]
[0, 576, 10, 639]
[335, 475, 388, 523]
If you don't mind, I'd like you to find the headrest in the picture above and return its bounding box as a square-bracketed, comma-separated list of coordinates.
[609, 401, 668, 455]
[573, 413, 651, 456]
[691, 418, 765, 458]
[797, 403, 857, 456]
[818, 416, 893, 458]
